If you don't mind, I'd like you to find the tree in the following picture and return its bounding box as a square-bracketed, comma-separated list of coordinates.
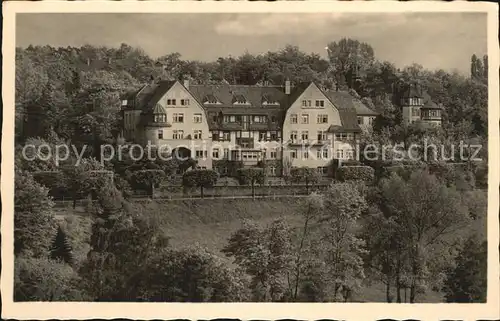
[316, 183, 368, 301]
[61, 158, 107, 208]
[130, 169, 166, 197]
[236, 168, 266, 199]
[223, 219, 293, 301]
[15, 256, 89, 301]
[50, 225, 74, 265]
[182, 169, 219, 198]
[80, 181, 170, 300]
[326, 38, 375, 89]
[379, 171, 471, 302]
[14, 170, 57, 257]
[443, 235, 487, 302]
[137, 247, 250, 302]
[291, 192, 324, 300]
[289, 167, 321, 194]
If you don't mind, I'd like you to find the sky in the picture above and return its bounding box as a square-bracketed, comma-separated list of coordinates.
[16, 12, 487, 75]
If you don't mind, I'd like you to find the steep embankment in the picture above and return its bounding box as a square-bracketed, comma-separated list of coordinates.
[137, 198, 307, 253]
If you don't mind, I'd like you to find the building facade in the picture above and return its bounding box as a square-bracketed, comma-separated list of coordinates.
[398, 83, 443, 126]
[121, 79, 378, 176]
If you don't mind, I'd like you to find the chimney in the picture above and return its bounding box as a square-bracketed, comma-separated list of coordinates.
[285, 79, 291, 95]
[183, 78, 190, 90]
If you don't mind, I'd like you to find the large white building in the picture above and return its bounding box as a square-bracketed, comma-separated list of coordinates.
[121, 78, 383, 176]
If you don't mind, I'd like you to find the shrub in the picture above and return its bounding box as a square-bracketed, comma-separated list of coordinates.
[336, 165, 375, 182]
[382, 163, 427, 181]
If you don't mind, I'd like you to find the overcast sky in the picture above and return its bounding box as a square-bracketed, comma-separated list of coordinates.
[16, 12, 487, 75]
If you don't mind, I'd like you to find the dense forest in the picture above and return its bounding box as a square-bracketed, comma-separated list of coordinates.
[14, 38, 488, 302]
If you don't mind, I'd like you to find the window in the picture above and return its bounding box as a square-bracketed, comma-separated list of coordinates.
[412, 108, 420, 117]
[233, 94, 247, 104]
[301, 131, 309, 141]
[193, 113, 202, 123]
[335, 133, 347, 140]
[122, 100, 128, 106]
[336, 149, 344, 159]
[204, 94, 219, 104]
[158, 129, 163, 139]
[303, 150, 309, 159]
[270, 149, 277, 159]
[315, 100, 325, 107]
[224, 115, 238, 123]
[302, 100, 312, 107]
[212, 149, 220, 159]
[357, 116, 363, 125]
[269, 166, 276, 176]
[167, 99, 177, 106]
[154, 114, 166, 123]
[193, 130, 202, 140]
[369, 117, 374, 125]
[346, 133, 354, 140]
[317, 131, 327, 142]
[301, 114, 309, 124]
[173, 113, 184, 123]
[271, 116, 276, 123]
[222, 131, 231, 141]
[345, 149, 354, 159]
[290, 131, 298, 141]
[290, 114, 298, 124]
[317, 114, 328, 124]
[212, 115, 218, 122]
[173, 130, 184, 139]
[270, 131, 278, 141]
[181, 99, 190, 106]
[323, 149, 329, 159]
[290, 150, 297, 159]
[195, 150, 205, 159]
[253, 115, 267, 123]
[259, 132, 267, 141]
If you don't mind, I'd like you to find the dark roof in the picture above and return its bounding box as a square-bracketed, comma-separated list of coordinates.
[421, 91, 442, 110]
[325, 90, 378, 116]
[188, 84, 287, 108]
[401, 83, 424, 98]
[144, 80, 177, 109]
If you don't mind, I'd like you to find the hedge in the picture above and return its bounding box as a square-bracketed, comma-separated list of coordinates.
[336, 166, 375, 182]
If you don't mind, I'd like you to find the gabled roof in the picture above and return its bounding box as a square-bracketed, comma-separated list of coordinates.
[325, 91, 378, 116]
[144, 80, 177, 109]
[421, 91, 442, 110]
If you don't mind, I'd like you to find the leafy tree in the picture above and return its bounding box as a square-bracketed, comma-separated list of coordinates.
[50, 226, 74, 265]
[289, 167, 321, 194]
[291, 192, 324, 300]
[443, 235, 487, 302]
[61, 158, 107, 208]
[15, 256, 89, 301]
[316, 182, 368, 301]
[137, 247, 250, 302]
[236, 168, 266, 199]
[80, 181, 170, 300]
[379, 171, 471, 302]
[14, 170, 57, 257]
[223, 219, 293, 301]
[130, 169, 166, 197]
[326, 38, 375, 89]
[182, 169, 219, 198]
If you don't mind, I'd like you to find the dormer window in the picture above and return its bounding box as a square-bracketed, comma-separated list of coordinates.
[204, 94, 220, 104]
[262, 94, 279, 106]
[232, 94, 248, 105]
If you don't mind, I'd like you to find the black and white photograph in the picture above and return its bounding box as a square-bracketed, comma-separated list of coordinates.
[2, 1, 499, 320]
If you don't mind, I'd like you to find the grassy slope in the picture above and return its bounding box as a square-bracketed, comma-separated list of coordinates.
[55, 195, 486, 303]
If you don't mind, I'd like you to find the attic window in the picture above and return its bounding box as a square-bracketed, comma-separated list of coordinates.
[262, 94, 279, 105]
[204, 94, 219, 104]
[121, 100, 128, 106]
[232, 94, 248, 105]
